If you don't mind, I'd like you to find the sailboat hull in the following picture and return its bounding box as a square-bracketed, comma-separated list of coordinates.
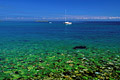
[64, 22, 72, 25]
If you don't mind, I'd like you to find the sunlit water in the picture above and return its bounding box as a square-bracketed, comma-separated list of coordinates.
[0, 21, 120, 79]
[0, 21, 120, 50]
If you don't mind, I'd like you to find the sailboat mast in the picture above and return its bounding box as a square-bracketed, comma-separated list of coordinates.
[64, 10, 72, 25]
[65, 10, 67, 22]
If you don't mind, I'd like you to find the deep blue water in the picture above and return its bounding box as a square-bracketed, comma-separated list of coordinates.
[0, 21, 120, 49]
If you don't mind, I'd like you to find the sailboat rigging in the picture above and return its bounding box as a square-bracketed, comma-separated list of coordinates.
[64, 10, 72, 25]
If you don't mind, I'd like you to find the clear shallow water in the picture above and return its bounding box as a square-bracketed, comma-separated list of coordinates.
[0, 21, 120, 49]
[0, 21, 120, 79]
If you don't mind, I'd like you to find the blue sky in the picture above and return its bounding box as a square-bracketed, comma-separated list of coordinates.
[0, 0, 120, 20]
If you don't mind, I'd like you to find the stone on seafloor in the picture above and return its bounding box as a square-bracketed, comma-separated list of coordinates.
[57, 52, 61, 54]
[73, 46, 87, 49]
[95, 72, 100, 74]
[69, 64, 74, 66]
[0, 58, 5, 61]
[66, 60, 73, 63]
[74, 71, 79, 74]
[64, 76, 72, 80]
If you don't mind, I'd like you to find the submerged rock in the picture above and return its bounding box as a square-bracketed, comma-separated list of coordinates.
[73, 46, 87, 49]
[15, 71, 19, 74]
[57, 52, 61, 54]
[0, 58, 5, 61]
[66, 60, 73, 63]
[95, 72, 100, 74]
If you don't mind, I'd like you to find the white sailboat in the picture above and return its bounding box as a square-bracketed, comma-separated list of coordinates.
[49, 22, 52, 24]
[64, 21, 72, 25]
[64, 10, 72, 25]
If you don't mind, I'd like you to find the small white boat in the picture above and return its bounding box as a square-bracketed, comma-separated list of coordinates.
[49, 22, 52, 24]
[64, 10, 72, 25]
[64, 21, 72, 25]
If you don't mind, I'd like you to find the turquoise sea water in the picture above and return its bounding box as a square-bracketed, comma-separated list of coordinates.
[0, 21, 120, 49]
[0, 21, 120, 79]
